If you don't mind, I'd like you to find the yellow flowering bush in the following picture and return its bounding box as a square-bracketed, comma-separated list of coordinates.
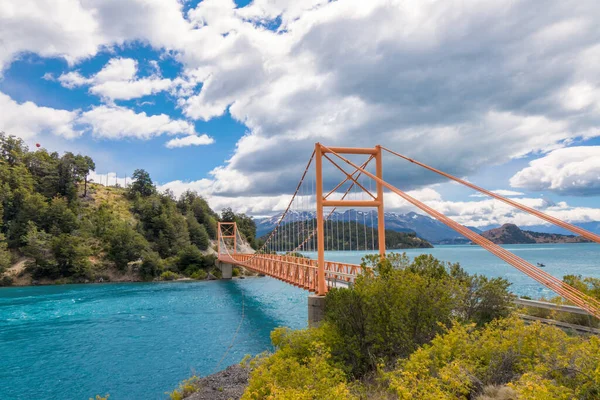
[386, 317, 600, 399]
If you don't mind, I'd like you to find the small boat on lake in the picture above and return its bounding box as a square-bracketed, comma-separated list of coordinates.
[537, 262, 546, 267]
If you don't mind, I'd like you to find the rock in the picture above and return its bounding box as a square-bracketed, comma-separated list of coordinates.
[206, 273, 218, 280]
[186, 364, 249, 400]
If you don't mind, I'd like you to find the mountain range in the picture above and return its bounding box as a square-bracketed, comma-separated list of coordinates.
[480, 224, 591, 244]
[254, 210, 600, 244]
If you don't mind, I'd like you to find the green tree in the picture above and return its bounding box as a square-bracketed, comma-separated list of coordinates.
[450, 264, 514, 325]
[22, 222, 58, 278]
[107, 223, 149, 270]
[204, 215, 217, 240]
[7, 190, 48, 246]
[0, 132, 28, 166]
[186, 213, 209, 250]
[44, 196, 78, 235]
[0, 233, 11, 273]
[129, 169, 155, 197]
[51, 234, 92, 278]
[139, 250, 163, 280]
[221, 207, 236, 222]
[177, 244, 213, 274]
[74, 155, 95, 197]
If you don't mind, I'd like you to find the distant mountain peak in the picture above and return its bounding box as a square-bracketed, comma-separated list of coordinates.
[481, 224, 590, 244]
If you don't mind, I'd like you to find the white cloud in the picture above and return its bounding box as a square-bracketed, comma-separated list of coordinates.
[165, 134, 215, 148]
[89, 77, 175, 101]
[78, 105, 196, 140]
[4, 0, 600, 214]
[58, 57, 176, 101]
[0, 0, 192, 72]
[94, 58, 137, 83]
[57, 71, 94, 89]
[510, 147, 600, 196]
[0, 92, 80, 140]
[168, 0, 600, 198]
[470, 190, 525, 198]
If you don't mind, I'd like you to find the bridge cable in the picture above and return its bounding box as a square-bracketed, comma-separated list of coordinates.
[325, 146, 600, 313]
[381, 146, 600, 244]
[247, 151, 316, 260]
[320, 144, 600, 319]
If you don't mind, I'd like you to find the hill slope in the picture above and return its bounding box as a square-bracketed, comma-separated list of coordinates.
[0, 133, 256, 286]
[480, 223, 591, 244]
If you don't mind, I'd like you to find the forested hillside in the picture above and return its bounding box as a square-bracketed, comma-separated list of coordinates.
[0, 133, 257, 286]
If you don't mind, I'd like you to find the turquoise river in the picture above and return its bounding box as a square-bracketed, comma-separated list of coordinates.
[1, 243, 599, 399]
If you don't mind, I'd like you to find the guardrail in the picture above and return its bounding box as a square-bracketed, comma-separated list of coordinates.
[513, 298, 600, 335]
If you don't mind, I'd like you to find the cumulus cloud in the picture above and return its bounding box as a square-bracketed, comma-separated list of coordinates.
[78, 105, 196, 140]
[165, 134, 215, 148]
[58, 57, 175, 101]
[4, 0, 600, 218]
[0, 91, 198, 146]
[0, 0, 192, 72]
[0, 92, 80, 140]
[171, 0, 600, 198]
[510, 147, 600, 195]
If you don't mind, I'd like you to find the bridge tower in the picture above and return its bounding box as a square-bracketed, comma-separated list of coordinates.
[217, 221, 237, 279]
[310, 143, 386, 325]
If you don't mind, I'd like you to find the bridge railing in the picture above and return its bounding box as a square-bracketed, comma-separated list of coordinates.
[220, 253, 368, 292]
[513, 298, 600, 335]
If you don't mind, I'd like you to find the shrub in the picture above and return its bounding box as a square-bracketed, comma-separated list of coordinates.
[190, 270, 207, 280]
[385, 317, 600, 399]
[107, 223, 149, 270]
[177, 245, 213, 273]
[232, 267, 241, 277]
[168, 376, 201, 400]
[160, 271, 179, 281]
[139, 250, 163, 280]
[211, 268, 222, 279]
[0, 275, 14, 286]
[242, 328, 355, 400]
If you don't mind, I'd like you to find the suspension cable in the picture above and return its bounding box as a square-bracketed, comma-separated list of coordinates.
[245, 151, 316, 260]
[291, 156, 374, 252]
[381, 146, 600, 244]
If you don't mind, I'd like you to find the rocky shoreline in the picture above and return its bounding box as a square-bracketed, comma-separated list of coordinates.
[185, 364, 250, 400]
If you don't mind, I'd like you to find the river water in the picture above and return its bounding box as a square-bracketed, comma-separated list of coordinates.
[1, 243, 598, 399]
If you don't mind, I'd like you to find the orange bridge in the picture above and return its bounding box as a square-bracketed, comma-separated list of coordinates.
[217, 143, 600, 322]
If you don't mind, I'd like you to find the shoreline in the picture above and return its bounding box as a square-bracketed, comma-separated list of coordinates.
[0, 274, 262, 289]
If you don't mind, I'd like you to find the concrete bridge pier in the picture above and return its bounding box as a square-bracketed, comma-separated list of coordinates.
[308, 294, 326, 327]
[219, 262, 233, 279]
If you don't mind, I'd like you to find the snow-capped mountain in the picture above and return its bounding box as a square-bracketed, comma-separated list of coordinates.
[254, 210, 600, 244]
[255, 210, 476, 244]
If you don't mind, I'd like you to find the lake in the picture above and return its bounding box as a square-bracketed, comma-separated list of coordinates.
[1, 243, 598, 399]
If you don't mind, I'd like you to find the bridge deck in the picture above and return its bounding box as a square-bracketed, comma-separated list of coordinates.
[218, 253, 366, 292]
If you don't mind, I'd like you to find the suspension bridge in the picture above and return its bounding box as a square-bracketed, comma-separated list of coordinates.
[218, 143, 600, 325]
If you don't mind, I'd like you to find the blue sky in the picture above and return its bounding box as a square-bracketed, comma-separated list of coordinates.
[1, 0, 600, 227]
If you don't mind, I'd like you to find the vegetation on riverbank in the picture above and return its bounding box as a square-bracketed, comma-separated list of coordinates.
[235, 254, 600, 399]
[0, 133, 257, 286]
